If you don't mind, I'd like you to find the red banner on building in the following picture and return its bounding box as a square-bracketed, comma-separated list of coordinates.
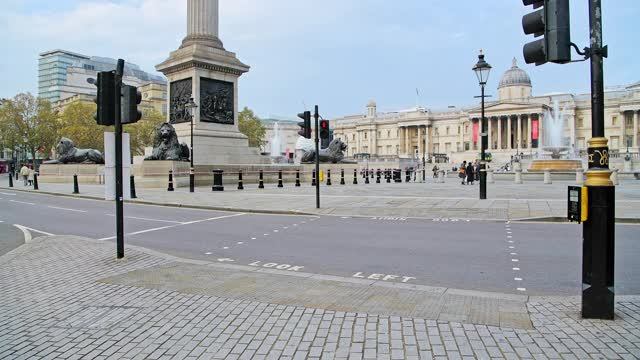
[473, 122, 479, 142]
[532, 119, 539, 140]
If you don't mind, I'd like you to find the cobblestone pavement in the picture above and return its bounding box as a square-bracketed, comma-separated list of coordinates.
[3, 179, 640, 221]
[1, 235, 639, 359]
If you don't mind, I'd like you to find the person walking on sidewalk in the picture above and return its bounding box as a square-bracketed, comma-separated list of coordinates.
[20, 164, 30, 186]
[27, 166, 34, 186]
[466, 161, 475, 185]
[459, 162, 467, 185]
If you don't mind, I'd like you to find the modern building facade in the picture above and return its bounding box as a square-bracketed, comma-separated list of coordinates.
[332, 59, 640, 165]
[38, 49, 166, 106]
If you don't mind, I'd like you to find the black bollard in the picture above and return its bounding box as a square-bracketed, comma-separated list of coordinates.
[189, 168, 195, 193]
[73, 174, 80, 194]
[167, 170, 175, 192]
[326, 169, 332, 186]
[33, 172, 39, 190]
[363, 169, 368, 179]
[278, 170, 284, 188]
[365, 170, 370, 184]
[376, 169, 381, 184]
[259, 170, 265, 189]
[405, 169, 411, 183]
[238, 170, 244, 190]
[212, 169, 224, 192]
[312, 170, 316, 186]
[340, 169, 346, 185]
[295, 169, 301, 187]
[130, 175, 137, 199]
[387, 169, 391, 183]
[353, 169, 358, 185]
[8, 172, 13, 188]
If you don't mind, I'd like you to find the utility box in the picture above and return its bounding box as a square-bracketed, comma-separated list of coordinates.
[568, 186, 588, 223]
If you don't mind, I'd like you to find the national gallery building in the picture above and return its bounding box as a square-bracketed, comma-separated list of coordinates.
[332, 59, 640, 165]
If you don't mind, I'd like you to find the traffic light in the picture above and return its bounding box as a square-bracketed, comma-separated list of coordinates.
[319, 120, 330, 140]
[93, 71, 116, 126]
[522, 0, 571, 65]
[297, 111, 311, 139]
[121, 85, 142, 124]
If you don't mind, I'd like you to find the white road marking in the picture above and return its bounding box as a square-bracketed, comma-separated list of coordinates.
[510, 252, 518, 256]
[512, 259, 519, 262]
[205, 252, 212, 255]
[353, 272, 416, 283]
[283, 227, 289, 229]
[513, 267, 520, 271]
[508, 240, 514, 243]
[237, 242, 244, 245]
[249, 261, 304, 271]
[0, 220, 4, 223]
[14, 225, 55, 236]
[263, 234, 269, 236]
[106, 214, 182, 224]
[293, 224, 298, 226]
[273, 230, 279, 233]
[509, 246, 515, 249]
[48, 206, 87, 213]
[507, 236, 513, 238]
[0, 192, 16, 196]
[515, 278, 523, 281]
[223, 247, 229, 250]
[217, 258, 234, 262]
[98, 213, 245, 241]
[251, 237, 257, 240]
[517, 288, 527, 292]
[9, 200, 35, 205]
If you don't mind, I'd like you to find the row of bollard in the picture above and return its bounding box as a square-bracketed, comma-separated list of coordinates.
[164, 168, 419, 192]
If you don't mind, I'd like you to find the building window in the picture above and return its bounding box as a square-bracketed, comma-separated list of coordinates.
[378, 131, 381, 138]
[352, 134, 356, 141]
[612, 116, 618, 126]
[387, 130, 391, 138]
[577, 117, 584, 128]
[446, 127, 450, 135]
[364, 132, 367, 140]
[465, 125, 469, 134]
[458, 126, 461, 135]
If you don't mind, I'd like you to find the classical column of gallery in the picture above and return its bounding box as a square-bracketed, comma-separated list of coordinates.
[620, 109, 640, 149]
[470, 113, 547, 152]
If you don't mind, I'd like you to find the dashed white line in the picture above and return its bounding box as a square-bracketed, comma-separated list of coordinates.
[513, 267, 520, 271]
[512, 259, 519, 262]
[517, 288, 527, 292]
[510, 252, 518, 256]
[251, 237, 257, 240]
[0, 192, 16, 196]
[223, 247, 229, 250]
[263, 233, 269, 236]
[9, 200, 35, 205]
[205, 252, 212, 255]
[273, 230, 279, 233]
[237, 242, 244, 245]
[48, 206, 87, 213]
[106, 214, 182, 224]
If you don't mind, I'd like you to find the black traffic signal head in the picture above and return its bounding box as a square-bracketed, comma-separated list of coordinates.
[522, 0, 571, 65]
[121, 85, 143, 124]
[297, 111, 311, 139]
[93, 71, 116, 126]
[319, 120, 330, 140]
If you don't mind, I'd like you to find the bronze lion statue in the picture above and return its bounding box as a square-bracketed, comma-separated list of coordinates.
[145, 123, 190, 161]
[44, 137, 104, 164]
[300, 138, 356, 164]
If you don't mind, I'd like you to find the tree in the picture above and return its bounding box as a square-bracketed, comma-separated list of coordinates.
[0, 93, 59, 170]
[124, 110, 165, 156]
[238, 107, 266, 148]
[58, 102, 107, 152]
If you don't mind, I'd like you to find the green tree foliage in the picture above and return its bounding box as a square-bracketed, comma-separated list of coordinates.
[238, 107, 266, 148]
[0, 93, 59, 169]
[58, 102, 107, 152]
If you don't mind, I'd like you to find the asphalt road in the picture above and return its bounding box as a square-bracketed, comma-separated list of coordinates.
[0, 223, 24, 256]
[0, 189, 638, 296]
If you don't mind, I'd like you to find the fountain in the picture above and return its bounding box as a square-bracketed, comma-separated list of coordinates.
[270, 122, 287, 163]
[528, 100, 583, 172]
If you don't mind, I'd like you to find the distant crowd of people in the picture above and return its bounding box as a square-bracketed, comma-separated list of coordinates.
[2, 163, 36, 186]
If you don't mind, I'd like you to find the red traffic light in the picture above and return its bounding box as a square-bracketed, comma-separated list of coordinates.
[320, 120, 329, 128]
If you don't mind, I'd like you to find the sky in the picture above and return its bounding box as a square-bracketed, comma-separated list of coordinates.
[1, 0, 638, 119]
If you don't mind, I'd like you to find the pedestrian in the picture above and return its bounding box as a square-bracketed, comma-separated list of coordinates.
[459, 163, 466, 185]
[20, 164, 30, 186]
[27, 166, 34, 186]
[432, 164, 439, 178]
[466, 161, 475, 185]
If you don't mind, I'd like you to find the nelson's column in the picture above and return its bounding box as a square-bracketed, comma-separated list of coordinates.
[156, 0, 268, 165]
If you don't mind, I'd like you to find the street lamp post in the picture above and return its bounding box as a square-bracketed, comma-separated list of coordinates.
[184, 98, 198, 193]
[473, 50, 492, 200]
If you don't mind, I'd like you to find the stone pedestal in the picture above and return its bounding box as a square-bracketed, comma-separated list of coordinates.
[156, 0, 268, 165]
[544, 169, 552, 184]
[38, 164, 104, 184]
[133, 161, 191, 189]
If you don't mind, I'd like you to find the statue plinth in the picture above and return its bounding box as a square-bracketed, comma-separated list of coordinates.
[156, 0, 268, 165]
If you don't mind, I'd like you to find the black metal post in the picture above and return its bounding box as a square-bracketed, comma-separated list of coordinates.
[115, 59, 125, 259]
[312, 170, 316, 186]
[189, 168, 195, 193]
[167, 170, 175, 192]
[258, 170, 264, 189]
[295, 169, 301, 187]
[314, 105, 320, 209]
[365, 170, 370, 184]
[423, 158, 426, 182]
[582, 0, 615, 320]
[278, 170, 284, 188]
[376, 169, 381, 183]
[340, 169, 345, 185]
[130, 175, 137, 199]
[480, 85, 487, 200]
[353, 169, 358, 185]
[33, 172, 38, 190]
[238, 170, 244, 190]
[326, 169, 332, 186]
[8, 172, 13, 187]
[73, 174, 80, 194]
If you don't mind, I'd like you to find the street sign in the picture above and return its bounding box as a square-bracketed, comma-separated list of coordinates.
[568, 186, 588, 223]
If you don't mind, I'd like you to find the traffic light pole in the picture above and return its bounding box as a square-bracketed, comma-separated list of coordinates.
[115, 59, 125, 260]
[582, 0, 615, 320]
[314, 105, 320, 209]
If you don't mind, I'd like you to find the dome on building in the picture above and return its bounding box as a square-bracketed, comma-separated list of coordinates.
[498, 58, 531, 88]
[367, 100, 377, 107]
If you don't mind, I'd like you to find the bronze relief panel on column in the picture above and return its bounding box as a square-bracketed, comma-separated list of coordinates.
[169, 78, 193, 124]
[200, 78, 234, 125]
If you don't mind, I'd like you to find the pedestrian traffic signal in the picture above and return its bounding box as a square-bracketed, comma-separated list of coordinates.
[121, 85, 143, 124]
[93, 71, 116, 126]
[319, 120, 330, 140]
[297, 111, 311, 139]
[522, 0, 571, 65]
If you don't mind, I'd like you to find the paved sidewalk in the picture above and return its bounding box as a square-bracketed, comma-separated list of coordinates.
[1, 235, 639, 359]
[3, 179, 640, 221]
